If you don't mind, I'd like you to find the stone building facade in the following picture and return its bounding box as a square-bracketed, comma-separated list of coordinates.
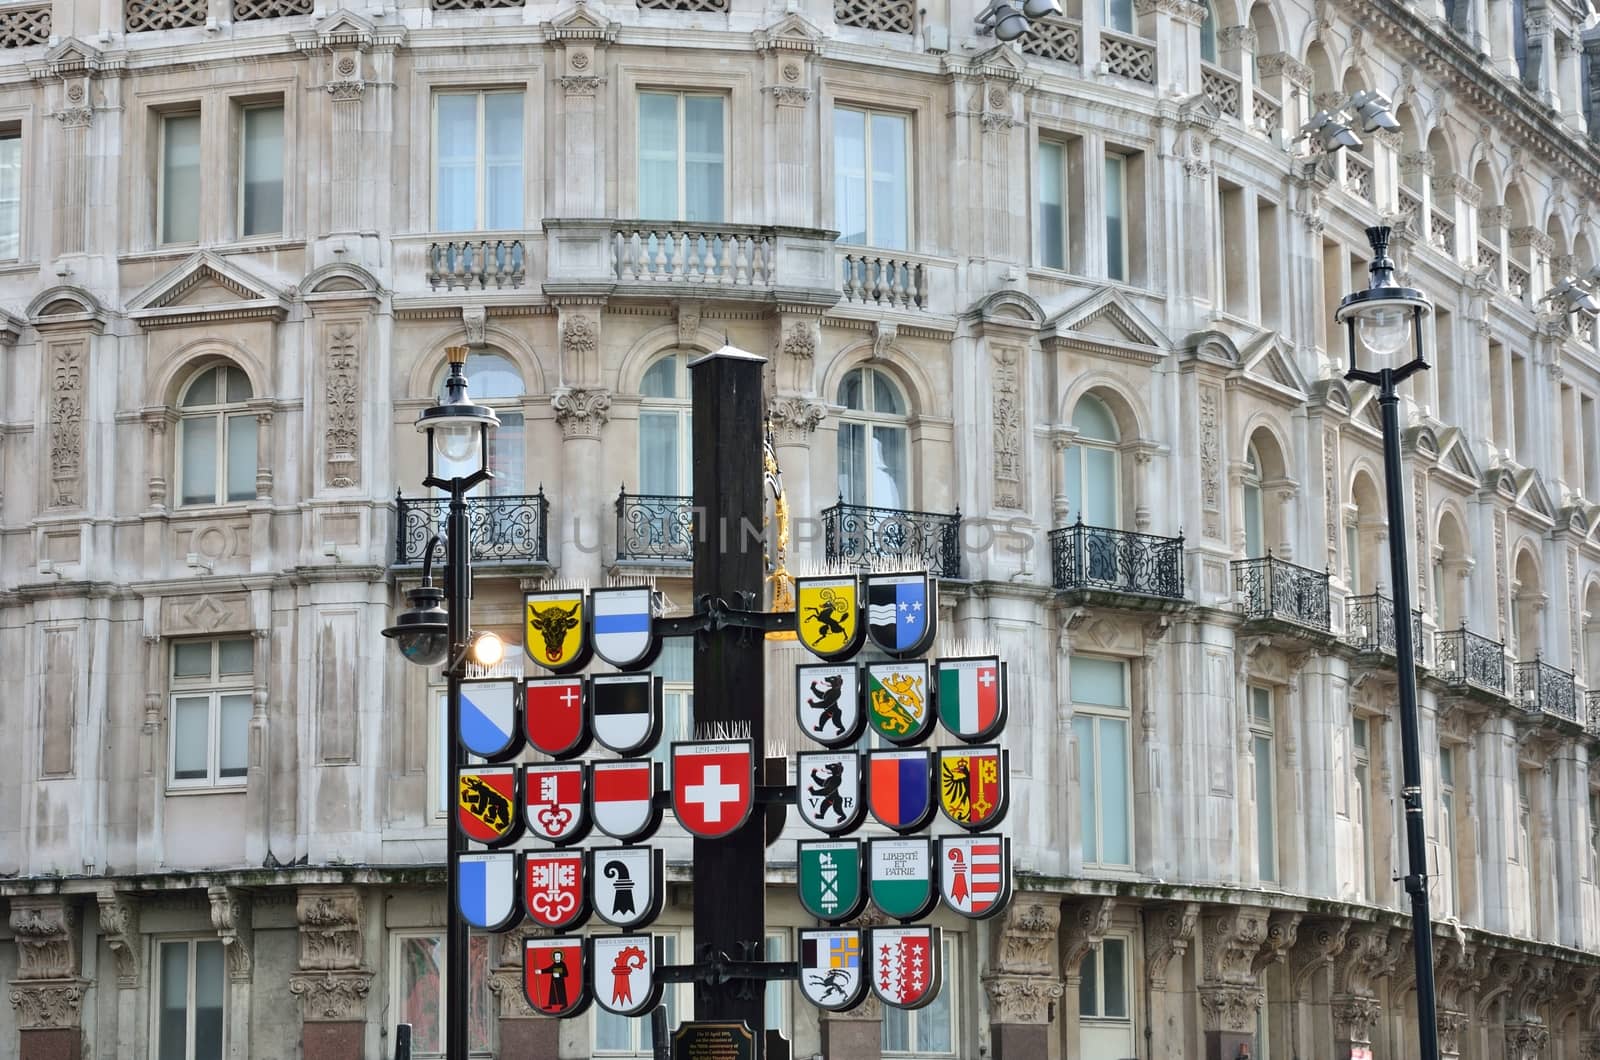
[1, 0, 1600, 1055]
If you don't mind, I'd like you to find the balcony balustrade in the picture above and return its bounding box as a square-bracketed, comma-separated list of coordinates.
[1434, 626, 1508, 697]
[1588, 690, 1600, 740]
[1101, 29, 1156, 84]
[1232, 554, 1331, 635]
[1430, 209, 1456, 256]
[1020, 17, 1082, 66]
[1514, 657, 1578, 723]
[1252, 89, 1282, 137]
[1344, 593, 1425, 664]
[1201, 63, 1241, 119]
[616, 490, 695, 564]
[1049, 521, 1184, 607]
[394, 491, 549, 566]
[426, 239, 526, 291]
[822, 499, 961, 580]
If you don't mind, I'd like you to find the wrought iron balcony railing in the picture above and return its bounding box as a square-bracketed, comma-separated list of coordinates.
[1514, 657, 1578, 723]
[1343, 594, 1425, 664]
[395, 491, 549, 565]
[616, 490, 695, 564]
[1588, 689, 1600, 740]
[1231, 554, 1331, 633]
[1049, 520, 1184, 603]
[1434, 626, 1508, 697]
[822, 499, 961, 580]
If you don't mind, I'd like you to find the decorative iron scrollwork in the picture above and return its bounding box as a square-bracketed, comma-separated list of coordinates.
[1231, 554, 1331, 633]
[395, 491, 549, 565]
[1049, 520, 1184, 601]
[616, 491, 696, 563]
[822, 499, 961, 579]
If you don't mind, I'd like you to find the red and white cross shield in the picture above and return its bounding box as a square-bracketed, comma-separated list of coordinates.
[522, 762, 589, 845]
[521, 849, 589, 931]
[670, 740, 755, 840]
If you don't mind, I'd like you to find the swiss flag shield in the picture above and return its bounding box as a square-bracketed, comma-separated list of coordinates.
[670, 740, 755, 840]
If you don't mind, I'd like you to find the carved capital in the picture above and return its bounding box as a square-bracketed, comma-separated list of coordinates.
[208, 887, 253, 982]
[54, 107, 93, 128]
[327, 80, 365, 102]
[462, 304, 487, 347]
[551, 386, 612, 439]
[96, 891, 141, 988]
[489, 967, 539, 1019]
[1332, 993, 1383, 1044]
[1134, 0, 1207, 24]
[982, 973, 1063, 1025]
[993, 897, 1062, 978]
[289, 970, 373, 1022]
[768, 84, 813, 107]
[10, 898, 79, 980]
[1505, 1021, 1551, 1060]
[766, 396, 827, 445]
[1218, 25, 1257, 52]
[8, 980, 87, 1031]
[1439, 1009, 1469, 1058]
[1200, 906, 1269, 986]
[1255, 52, 1311, 87]
[1144, 902, 1199, 990]
[296, 886, 365, 972]
[1197, 983, 1264, 1032]
[558, 75, 604, 97]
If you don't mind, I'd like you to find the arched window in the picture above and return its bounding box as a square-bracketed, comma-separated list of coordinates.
[1585, 583, 1600, 688]
[1512, 549, 1541, 661]
[1242, 443, 1265, 558]
[179, 363, 257, 506]
[1199, 0, 1218, 63]
[640, 353, 694, 496]
[1064, 394, 1120, 528]
[439, 351, 525, 494]
[1433, 512, 1470, 628]
[1349, 473, 1386, 594]
[837, 367, 909, 508]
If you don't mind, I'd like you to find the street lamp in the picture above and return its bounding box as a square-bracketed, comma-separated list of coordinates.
[383, 344, 499, 1060]
[975, 0, 1058, 41]
[1336, 225, 1440, 1060]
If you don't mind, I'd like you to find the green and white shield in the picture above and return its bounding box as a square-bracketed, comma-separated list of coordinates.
[798, 839, 866, 923]
[868, 837, 938, 922]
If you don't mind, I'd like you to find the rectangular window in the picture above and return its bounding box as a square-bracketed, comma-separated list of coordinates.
[595, 935, 680, 1055]
[1218, 180, 1247, 316]
[1072, 657, 1132, 868]
[1256, 197, 1281, 328]
[169, 638, 253, 789]
[765, 933, 787, 1040]
[1078, 936, 1128, 1019]
[239, 104, 284, 237]
[1512, 353, 1530, 462]
[155, 938, 224, 1060]
[1038, 139, 1067, 270]
[834, 106, 909, 250]
[1352, 716, 1372, 897]
[1250, 687, 1277, 884]
[1439, 746, 1458, 911]
[1104, 0, 1133, 32]
[161, 112, 202, 244]
[638, 92, 725, 222]
[392, 932, 493, 1058]
[434, 91, 524, 232]
[0, 131, 19, 259]
[1517, 770, 1532, 867]
[1583, 394, 1599, 500]
[882, 936, 956, 1055]
[1589, 789, 1600, 883]
[1104, 152, 1127, 282]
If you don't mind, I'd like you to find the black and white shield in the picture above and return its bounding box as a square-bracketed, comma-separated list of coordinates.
[798, 928, 867, 1012]
[589, 845, 665, 930]
[591, 673, 662, 756]
[797, 750, 865, 836]
[796, 663, 864, 748]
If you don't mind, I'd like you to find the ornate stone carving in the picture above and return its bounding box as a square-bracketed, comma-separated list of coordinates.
[558, 75, 604, 97]
[462, 305, 487, 347]
[766, 396, 826, 445]
[324, 322, 360, 489]
[10, 899, 79, 980]
[1060, 897, 1115, 976]
[55, 106, 93, 128]
[96, 891, 141, 988]
[676, 301, 702, 347]
[871, 320, 897, 361]
[327, 80, 364, 102]
[296, 886, 364, 971]
[1332, 993, 1382, 1045]
[562, 314, 597, 364]
[1505, 1021, 1551, 1060]
[1200, 385, 1221, 538]
[1331, 924, 1396, 997]
[288, 971, 373, 1021]
[1201, 906, 1269, 986]
[1197, 983, 1263, 1032]
[993, 345, 1023, 510]
[1439, 1010, 1469, 1058]
[769, 85, 813, 107]
[993, 898, 1061, 977]
[781, 322, 816, 359]
[1144, 902, 1199, 989]
[551, 387, 611, 439]
[982, 973, 1063, 1025]
[1494, 516, 1508, 640]
[47, 339, 85, 508]
[208, 887, 253, 982]
[1324, 427, 1338, 564]
[1218, 25, 1256, 52]
[1252, 911, 1301, 974]
[9, 982, 85, 1030]
[1256, 52, 1311, 87]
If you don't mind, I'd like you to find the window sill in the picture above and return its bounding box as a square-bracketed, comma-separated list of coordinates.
[119, 237, 306, 267]
[170, 501, 266, 516]
[165, 784, 247, 797]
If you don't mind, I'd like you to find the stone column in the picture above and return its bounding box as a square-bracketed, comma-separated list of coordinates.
[1197, 906, 1268, 1060]
[7, 897, 87, 1060]
[1557, 30, 1587, 130]
[1144, 903, 1200, 1057]
[490, 927, 559, 1056]
[981, 898, 1064, 1060]
[288, 886, 374, 1060]
[1325, 924, 1402, 1060]
[96, 890, 142, 1060]
[1057, 897, 1114, 1057]
[208, 887, 254, 1059]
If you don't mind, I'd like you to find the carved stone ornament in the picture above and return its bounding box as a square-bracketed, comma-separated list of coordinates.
[870, 320, 897, 361]
[1133, 0, 1207, 24]
[1060, 896, 1115, 978]
[327, 80, 364, 102]
[562, 314, 597, 361]
[1505, 1021, 1551, 1060]
[677, 301, 702, 347]
[992, 345, 1024, 510]
[9, 981, 86, 1031]
[55, 106, 92, 128]
[1197, 983, 1264, 1032]
[47, 339, 85, 508]
[993, 897, 1062, 977]
[781, 322, 817, 360]
[1252, 910, 1302, 974]
[10, 898, 80, 980]
[1200, 384, 1221, 538]
[551, 387, 611, 439]
[558, 75, 604, 97]
[1439, 1010, 1469, 1058]
[982, 972, 1064, 1025]
[324, 322, 361, 489]
[296, 886, 364, 972]
[1332, 993, 1383, 1045]
[1144, 902, 1199, 990]
[1200, 906, 1268, 986]
[288, 971, 374, 1022]
[766, 396, 826, 445]
[770, 85, 812, 107]
[208, 886, 253, 982]
[96, 891, 141, 988]
[489, 966, 539, 1019]
[462, 305, 487, 347]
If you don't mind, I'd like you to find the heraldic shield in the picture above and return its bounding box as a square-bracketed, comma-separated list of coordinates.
[591, 673, 662, 756]
[868, 926, 943, 1011]
[524, 676, 590, 759]
[934, 656, 1007, 743]
[868, 837, 938, 922]
[592, 934, 663, 1018]
[457, 852, 523, 932]
[459, 679, 522, 761]
[798, 929, 867, 1013]
[523, 590, 592, 674]
[524, 937, 589, 1019]
[866, 749, 935, 833]
[671, 740, 755, 840]
[866, 660, 933, 745]
[590, 586, 660, 670]
[798, 838, 866, 922]
[521, 849, 589, 931]
[864, 571, 937, 658]
[797, 750, 865, 835]
[522, 762, 590, 845]
[796, 575, 864, 661]
[936, 746, 1010, 831]
[795, 663, 863, 748]
[939, 835, 1012, 920]
[457, 766, 522, 848]
[591, 845, 665, 930]
[589, 760, 663, 842]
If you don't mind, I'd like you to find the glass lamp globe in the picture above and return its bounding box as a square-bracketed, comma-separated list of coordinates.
[433, 422, 482, 465]
[1356, 305, 1412, 360]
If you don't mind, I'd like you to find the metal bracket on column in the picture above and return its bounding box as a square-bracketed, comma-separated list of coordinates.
[658, 943, 800, 1002]
[654, 594, 799, 646]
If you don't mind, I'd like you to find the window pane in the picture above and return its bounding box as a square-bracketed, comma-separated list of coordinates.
[398, 936, 443, 1054]
[833, 108, 867, 245]
[483, 411, 524, 496]
[1073, 714, 1097, 861]
[640, 411, 683, 495]
[838, 369, 864, 410]
[0, 135, 21, 259]
[224, 365, 252, 403]
[1101, 939, 1126, 1018]
[174, 642, 212, 679]
[484, 93, 523, 229]
[159, 943, 189, 1060]
[1251, 687, 1272, 725]
[595, 1007, 632, 1051]
[219, 694, 251, 779]
[1255, 734, 1275, 882]
[181, 416, 218, 506]
[1070, 657, 1126, 709]
[435, 95, 480, 232]
[871, 426, 907, 509]
[684, 96, 724, 223]
[1439, 747, 1454, 785]
[870, 370, 905, 415]
[1243, 483, 1264, 557]
[163, 114, 202, 244]
[838, 421, 867, 506]
[183, 366, 218, 408]
[193, 941, 225, 1060]
[1038, 140, 1064, 270]
[1084, 447, 1117, 527]
[764, 934, 785, 1037]
[869, 113, 908, 250]
[916, 960, 952, 1052]
[219, 639, 253, 676]
[1099, 717, 1130, 865]
[173, 697, 211, 780]
[461, 352, 524, 400]
[241, 106, 284, 236]
[1077, 949, 1097, 1017]
[1106, 0, 1132, 32]
[1064, 445, 1082, 522]
[1104, 154, 1125, 281]
[641, 356, 678, 399]
[881, 1006, 911, 1052]
[639, 93, 681, 220]
[226, 415, 257, 503]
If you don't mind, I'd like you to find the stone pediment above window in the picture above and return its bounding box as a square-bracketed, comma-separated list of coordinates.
[127, 252, 290, 330]
[1044, 288, 1167, 363]
[1306, 377, 1351, 416]
[1402, 424, 1439, 463]
[289, 10, 404, 52]
[752, 11, 824, 53]
[299, 262, 385, 307]
[1553, 504, 1591, 538]
[963, 289, 1044, 336]
[1510, 467, 1555, 523]
[1231, 331, 1308, 403]
[540, 3, 620, 42]
[1433, 428, 1481, 487]
[27, 284, 107, 332]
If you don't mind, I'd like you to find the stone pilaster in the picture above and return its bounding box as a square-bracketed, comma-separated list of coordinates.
[1197, 906, 1268, 1060]
[1145, 902, 1200, 1057]
[288, 886, 373, 1060]
[8, 897, 86, 1060]
[544, 7, 616, 216]
[551, 362, 611, 581]
[982, 897, 1063, 1060]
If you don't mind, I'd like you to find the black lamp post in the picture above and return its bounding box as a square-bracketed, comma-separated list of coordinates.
[384, 344, 502, 1060]
[1336, 225, 1439, 1060]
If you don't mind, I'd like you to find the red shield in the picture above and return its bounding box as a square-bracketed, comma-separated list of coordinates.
[670, 740, 755, 840]
[521, 850, 589, 931]
[525, 677, 589, 758]
[457, 767, 520, 847]
[868, 925, 942, 1010]
[522, 763, 589, 845]
[524, 937, 588, 1018]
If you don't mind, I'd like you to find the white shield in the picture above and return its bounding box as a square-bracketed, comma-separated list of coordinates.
[798, 928, 866, 1012]
[797, 751, 864, 835]
[590, 845, 664, 930]
[591, 587, 657, 669]
[796, 664, 863, 748]
[592, 934, 660, 1017]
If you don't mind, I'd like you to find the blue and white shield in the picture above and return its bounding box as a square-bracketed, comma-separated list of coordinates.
[865, 573, 937, 657]
[459, 680, 521, 761]
[590, 587, 659, 670]
[457, 851, 523, 932]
